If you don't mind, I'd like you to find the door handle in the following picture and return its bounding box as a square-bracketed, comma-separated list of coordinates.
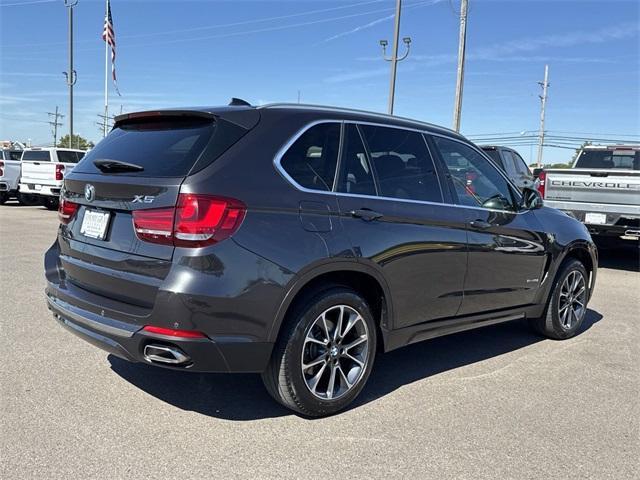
[469, 219, 492, 229]
[350, 208, 383, 222]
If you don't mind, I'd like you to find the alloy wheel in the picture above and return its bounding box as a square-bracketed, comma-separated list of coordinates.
[558, 270, 587, 330]
[301, 305, 369, 400]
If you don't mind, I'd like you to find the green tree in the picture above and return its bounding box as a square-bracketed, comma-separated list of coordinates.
[57, 134, 94, 150]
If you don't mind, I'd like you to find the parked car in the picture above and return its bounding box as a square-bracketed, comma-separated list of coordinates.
[539, 145, 640, 239]
[19, 147, 85, 209]
[1, 149, 22, 204]
[45, 101, 597, 416]
[481, 145, 534, 191]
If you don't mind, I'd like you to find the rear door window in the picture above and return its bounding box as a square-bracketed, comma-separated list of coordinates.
[280, 123, 340, 191]
[22, 150, 51, 162]
[336, 124, 376, 196]
[56, 150, 85, 164]
[359, 125, 442, 202]
[73, 117, 217, 177]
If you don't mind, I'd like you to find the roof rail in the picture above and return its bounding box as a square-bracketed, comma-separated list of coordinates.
[257, 103, 460, 136]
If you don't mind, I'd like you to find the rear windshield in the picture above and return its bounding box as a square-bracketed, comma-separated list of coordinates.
[575, 149, 639, 170]
[482, 148, 503, 168]
[22, 150, 51, 162]
[57, 150, 85, 164]
[73, 117, 217, 177]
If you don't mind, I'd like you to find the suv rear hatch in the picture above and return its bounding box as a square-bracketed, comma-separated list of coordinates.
[57, 109, 258, 309]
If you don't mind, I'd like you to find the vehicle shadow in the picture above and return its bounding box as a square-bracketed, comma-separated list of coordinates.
[108, 309, 602, 421]
[596, 239, 639, 272]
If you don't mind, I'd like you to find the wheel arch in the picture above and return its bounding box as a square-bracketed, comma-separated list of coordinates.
[268, 261, 394, 350]
[556, 240, 597, 300]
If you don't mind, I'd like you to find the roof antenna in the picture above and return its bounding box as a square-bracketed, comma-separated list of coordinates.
[229, 98, 252, 107]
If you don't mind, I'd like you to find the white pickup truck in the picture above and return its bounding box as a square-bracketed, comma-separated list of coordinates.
[539, 145, 640, 239]
[0, 148, 23, 204]
[19, 147, 85, 209]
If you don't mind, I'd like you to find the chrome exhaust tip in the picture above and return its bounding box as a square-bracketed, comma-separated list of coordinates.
[143, 344, 190, 365]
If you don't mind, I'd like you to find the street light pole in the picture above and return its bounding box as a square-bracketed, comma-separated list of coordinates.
[63, 0, 78, 149]
[379, 0, 411, 115]
[452, 0, 468, 132]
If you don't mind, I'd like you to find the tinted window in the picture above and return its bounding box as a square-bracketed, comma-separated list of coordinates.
[359, 125, 442, 202]
[9, 151, 22, 161]
[434, 137, 515, 210]
[73, 117, 217, 177]
[511, 151, 530, 176]
[22, 150, 51, 162]
[575, 149, 639, 170]
[56, 150, 85, 164]
[280, 123, 340, 191]
[336, 124, 376, 196]
[482, 148, 504, 169]
[500, 150, 518, 177]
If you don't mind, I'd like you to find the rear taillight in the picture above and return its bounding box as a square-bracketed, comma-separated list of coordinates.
[55, 164, 65, 181]
[537, 171, 546, 198]
[58, 197, 79, 224]
[0, 161, 4, 177]
[132, 193, 246, 247]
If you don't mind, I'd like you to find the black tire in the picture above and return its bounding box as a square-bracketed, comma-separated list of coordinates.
[0, 192, 8, 205]
[262, 286, 377, 417]
[529, 259, 589, 340]
[18, 193, 40, 206]
[43, 197, 59, 210]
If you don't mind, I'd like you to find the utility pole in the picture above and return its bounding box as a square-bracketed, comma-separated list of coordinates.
[47, 106, 64, 146]
[63, 0, 78, 149]
[379, 0, 411, 115]
[536, 64, 550, 167]
[96, 113, 115, 135]
[452, 0, 468, 132]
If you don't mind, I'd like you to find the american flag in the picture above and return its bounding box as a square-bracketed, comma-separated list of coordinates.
[102, 0, 120, 95]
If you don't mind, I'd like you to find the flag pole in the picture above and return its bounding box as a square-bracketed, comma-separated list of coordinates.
[103, 0, 109, 138]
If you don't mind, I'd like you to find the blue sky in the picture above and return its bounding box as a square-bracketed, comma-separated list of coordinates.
[1, 0, 638, 164]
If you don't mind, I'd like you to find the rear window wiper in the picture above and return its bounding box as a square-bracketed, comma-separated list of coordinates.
[93, 159, 144, 173]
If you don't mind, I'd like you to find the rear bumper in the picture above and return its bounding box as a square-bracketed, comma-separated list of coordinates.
[19, 183, 60, 197]
[544, 200, 640, 237]
[45, 241, 276, 373]
[46, 290, 274, 372]
[0, 181, 17, 192]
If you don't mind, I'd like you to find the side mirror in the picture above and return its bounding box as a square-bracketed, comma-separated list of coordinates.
[532, 167, 543, 179]
[521, 187, 543, 210]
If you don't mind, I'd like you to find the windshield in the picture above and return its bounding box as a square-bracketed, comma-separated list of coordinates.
[575, 149, 639, 170]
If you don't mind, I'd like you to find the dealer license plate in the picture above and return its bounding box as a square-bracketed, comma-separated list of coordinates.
[80, 209, 110, 240]
[584, 212, 607, 225]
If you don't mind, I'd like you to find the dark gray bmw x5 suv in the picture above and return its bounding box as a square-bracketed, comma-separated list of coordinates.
[45, 101, 597, 416]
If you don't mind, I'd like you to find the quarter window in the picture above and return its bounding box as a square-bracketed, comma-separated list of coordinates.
[280, 123, 340, 191]
[359, 125, 442, 202]
[434, 137, 515, 210]
[336, 124, 376, 196]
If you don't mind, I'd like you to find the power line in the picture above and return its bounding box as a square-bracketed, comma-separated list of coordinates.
[5, 0, 416, 48]
[47, 106, 64, 146]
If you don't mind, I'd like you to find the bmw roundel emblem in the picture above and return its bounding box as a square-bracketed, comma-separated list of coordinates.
[84, 184, 95, 202]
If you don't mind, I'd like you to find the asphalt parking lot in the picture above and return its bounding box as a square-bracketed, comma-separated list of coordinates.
[1, 203, 638, 479]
